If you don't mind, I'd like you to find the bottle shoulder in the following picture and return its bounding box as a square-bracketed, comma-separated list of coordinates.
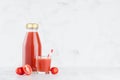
[23, 32, 41, 44]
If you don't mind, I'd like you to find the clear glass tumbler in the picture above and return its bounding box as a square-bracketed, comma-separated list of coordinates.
[36, 56, 51, 74]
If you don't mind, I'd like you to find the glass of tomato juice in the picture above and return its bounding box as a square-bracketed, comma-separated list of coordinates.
[36, 56, 51, 74]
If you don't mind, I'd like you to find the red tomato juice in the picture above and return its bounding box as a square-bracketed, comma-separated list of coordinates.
[23, 32, 42, 71]
[36, 57, 51, 72]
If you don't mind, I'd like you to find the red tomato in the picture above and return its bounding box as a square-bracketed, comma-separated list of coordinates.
[16, 67, 24, 75]
[23, 64, 32, 75]
[50, 67, 59, 75]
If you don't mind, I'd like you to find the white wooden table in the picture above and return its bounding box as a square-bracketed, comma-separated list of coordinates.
[1, 67, 120, 80]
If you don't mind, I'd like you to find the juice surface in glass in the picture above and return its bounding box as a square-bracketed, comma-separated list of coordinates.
[22, 23, 42, 71]
[36, 56, 51, 73]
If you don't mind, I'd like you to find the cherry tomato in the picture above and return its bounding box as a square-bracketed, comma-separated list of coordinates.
[23, 64, 32, 75]
[16, 67, 24, 75]
[50, 67, 59, 75]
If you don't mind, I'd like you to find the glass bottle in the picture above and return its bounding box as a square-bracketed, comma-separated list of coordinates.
[22, 23, 42, 71]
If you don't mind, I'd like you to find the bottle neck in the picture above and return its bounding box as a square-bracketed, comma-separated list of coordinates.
[26, 28, 38, 32]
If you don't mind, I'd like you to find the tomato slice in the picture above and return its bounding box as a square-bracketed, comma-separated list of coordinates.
[23, 64, 32, 75]
[50, 67, 59, 75]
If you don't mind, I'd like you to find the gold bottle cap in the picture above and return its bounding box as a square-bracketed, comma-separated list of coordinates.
[26, 23, 39, 29]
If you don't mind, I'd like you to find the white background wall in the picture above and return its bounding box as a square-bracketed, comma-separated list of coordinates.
[0, 0, 120, 68]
